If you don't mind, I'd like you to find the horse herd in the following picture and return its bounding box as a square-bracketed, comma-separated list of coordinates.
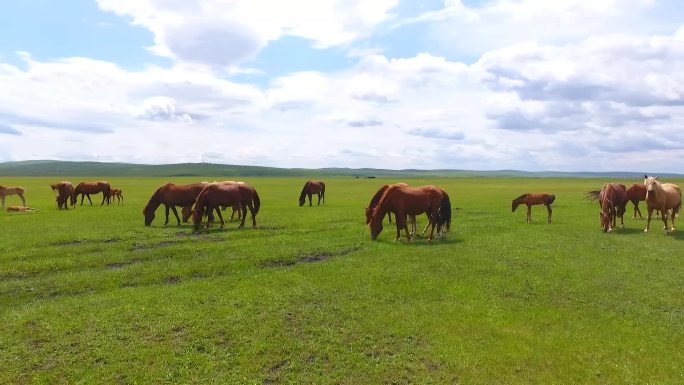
[590, 176, 682, 234]
[1, 174, 682, 240]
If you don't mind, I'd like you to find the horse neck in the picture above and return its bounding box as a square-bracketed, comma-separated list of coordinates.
[369, 186, 388, 208]
[300, 183, 309, 199]
[374, 186, 398, 218]
[144, 192, 162, 213]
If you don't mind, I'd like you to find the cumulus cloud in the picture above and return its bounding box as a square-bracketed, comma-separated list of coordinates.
[95, 0, 399, 66]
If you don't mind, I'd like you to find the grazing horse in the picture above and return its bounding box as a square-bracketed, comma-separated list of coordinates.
[365, 183, 412, 225]
[368, 185, 451, 242]
[626, 184, 648, 219]
[143, 182, 211, 226]
[299, 180, 325, 206]
[598, 183, 628, 232]
[71, 181, 111, 206]
[512, 193, 555, 223]
[50, 181, 74, 210]
[108, 188, 124, 205]
[0, 185, 26, 209]
[193, 183, 261, 232]
[643, 175, 681, 233]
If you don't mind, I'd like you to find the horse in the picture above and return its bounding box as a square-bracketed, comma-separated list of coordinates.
[643, 175, 681, 233]
[598, 183, 628, 232]
[512, 193, 555, 223]
[50, 182, 74, 210]
[299, 180, 325, 206]
[143, 182, 211, 226]
[71, 181, 111, 206]
[192, 183, 261, 232]
[108, 188, 124, 205]
[626, 184, 648, 219]
[368, 185, 451, 242]
[0, 185, 27, 209]
[366, 183, 412, 225]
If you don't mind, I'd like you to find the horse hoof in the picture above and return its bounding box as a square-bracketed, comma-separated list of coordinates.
[644, 229, 649, 232]
[608, 228, 613, 233]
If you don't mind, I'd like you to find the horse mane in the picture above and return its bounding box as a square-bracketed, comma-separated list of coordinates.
[143, 183, 171, 213]
[373, 184, 402, 217]
[299, 181, 310, 200]
[513, 193, 529, 202]
[368, 185, 389, 209]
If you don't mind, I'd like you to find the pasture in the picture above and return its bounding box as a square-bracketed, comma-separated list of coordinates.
[1, 176, 682, 384]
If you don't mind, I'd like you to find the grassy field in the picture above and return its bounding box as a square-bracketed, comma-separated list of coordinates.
[1, 176, 682, 384]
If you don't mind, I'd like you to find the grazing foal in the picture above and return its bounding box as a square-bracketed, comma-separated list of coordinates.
[512, 193, 555, 223]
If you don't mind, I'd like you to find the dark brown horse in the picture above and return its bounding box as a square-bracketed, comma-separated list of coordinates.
[299, 180, 325, 206]
[50, 181, 74, 210]
[512, 193, 555, 223]
[143, 182, 211, 226]
[598, 183, 628, 232]
[192, 183, 261, 232]
[626, 184, 647, 219]
[368, 185, 451, 242]
[71, 181, 111, 206]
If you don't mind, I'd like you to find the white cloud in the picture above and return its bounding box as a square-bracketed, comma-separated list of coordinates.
[95, 0, 399, 66]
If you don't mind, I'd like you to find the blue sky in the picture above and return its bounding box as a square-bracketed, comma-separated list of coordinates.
[1, 0, 683, 171]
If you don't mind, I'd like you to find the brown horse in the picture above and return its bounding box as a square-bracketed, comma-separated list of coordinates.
[299, 180, 325, 206]
[108, 188, 124, 205]
[71, 181, 111, 206]
[0, 185, 26, 208]
[643, 175, 681, 233]
[50, 182, 74, 210]
[626, 184, 648, 219]
[598, 183, 628, 232]
[143, 182, 211, 226]
[368, 185, 451, 242]
[512, 193, 555, 223]
[192, 183, 261, 232]
[365, 183, 410, 225]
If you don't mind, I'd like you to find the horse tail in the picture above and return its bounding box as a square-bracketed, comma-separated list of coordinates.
[439, 191, 452, 232]
[252, 187, 261, 215]
[320, 182, 325, 203]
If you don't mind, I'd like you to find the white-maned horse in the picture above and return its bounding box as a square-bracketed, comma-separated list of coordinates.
[643, 175, 681, 233]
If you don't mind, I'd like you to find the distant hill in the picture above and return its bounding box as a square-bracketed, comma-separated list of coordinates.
[0, 160, 682, 178]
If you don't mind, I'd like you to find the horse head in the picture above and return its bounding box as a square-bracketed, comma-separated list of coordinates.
[511, 200, 520, 212]
[644, 175, 660, 200]
[143, 207, 155, 226]
[368, 207, 383, 240]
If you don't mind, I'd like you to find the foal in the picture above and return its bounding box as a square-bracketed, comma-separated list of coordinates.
[512, 193, 555, 223]
[0, 185, 26, 208]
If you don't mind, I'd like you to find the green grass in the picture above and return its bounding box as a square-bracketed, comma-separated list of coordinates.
[1, 177, 682, 384]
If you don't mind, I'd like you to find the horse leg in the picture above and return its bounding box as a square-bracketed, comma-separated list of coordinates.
[387, 212, 392, 224]
[1, 195, 4, 209]
[308, 193, 313, 206]
[427, 208, 439, 242]
[317, 192, 321, 205]
[398, 214, 412, 242]
[20, 193, 26, 207]
[421, 213, 431, 236]
[170, 206, 181, 226]
[87, 194, 93, 206]
[215, 208, 225, 229]
[526, 205, 532, 223]
[164, 205, 170, 225]
[238, 203, 247, 229]
[546, 204, 552, 223]
[661, 210, 669, 233]
[644, 208, 653, 232]
[247, 202, 256, 228]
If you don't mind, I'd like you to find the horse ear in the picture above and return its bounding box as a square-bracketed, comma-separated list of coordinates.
[644, 174, 648, 179]
[655, 176, 659, 180]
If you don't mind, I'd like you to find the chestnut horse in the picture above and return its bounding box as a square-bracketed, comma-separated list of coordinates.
[143, 182, 211, 226]
[512, 193, 555, 223]
[0, 185, 26, 208]
[598, 183, 628, 232]
[71, 181, 111, 206]
[108, 188, 124, 205]
[192, 183, 261, 232]
[299, 180, 325, 206]
[626, 183, 653, 219]
[368, 185, 451, 242]
[643, 175, 681, 233]
[50, 181, 74, 210]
